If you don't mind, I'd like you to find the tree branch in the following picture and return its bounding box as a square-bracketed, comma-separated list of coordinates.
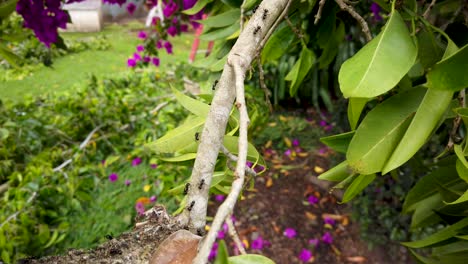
[226, 214, 246, 255]
[314, 0, 327, 24]
[334, 0, 372, 42]
[0, 191, 37, 229]
[422, 0, 437, 20]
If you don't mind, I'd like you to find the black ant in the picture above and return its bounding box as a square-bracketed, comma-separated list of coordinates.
[105, 234, 113, 240]
[195, 132, 200, 141]
[187, 201, 195, 211]
[253, 26, 261, 35]
[198, 179, 205, 189]
[252, 6, 258, 13]
[183, 183, 190, 195]
[212, 80, 218, 90]
[262, 9, 268, 20]
[197, 228, 205, 236]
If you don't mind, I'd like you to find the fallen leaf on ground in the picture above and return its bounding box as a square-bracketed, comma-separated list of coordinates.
[266, 178, 273, 188]
[346, 256, 366, 263]
[314, 166, 324, 173]
[305, 212, 317, 220]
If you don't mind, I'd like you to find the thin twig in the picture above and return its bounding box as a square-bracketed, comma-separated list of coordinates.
[422, 0, 437, 20]
[194, 57, 250, 264]
[221, 145, 257, 177]
[441, 1, 464, 30]
[0, 192, 37, 229]
[334, 0, 372, 42]
[285, 15, 303, 40]
[150, 100, 171, 115]
[226, 214, 246, 254]
[314, 0, 327, 24]
[447, 89, 466, 150]
[257, 57, 273, 113]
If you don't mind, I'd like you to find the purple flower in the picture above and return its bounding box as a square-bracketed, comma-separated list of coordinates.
[109, 173, 118, 182]
[164, 41, 173, 54]
[308, 195, 319, 205]
[143, 56, 151, 63]
[246, 161, 253, 168]
[292, 139, 300, 147]
[284, 149, 292, 157]
[127, 58, 136, 67]
[215, 195, 225, 202]
[103, 0, 126, 6]
[150, 195, 157, 202]
[163, 0, 178, 17]
[180, 24, 189, 32]
[254, 165, 265, 173]
[126, 2, 136, 14]
[322, 232, 333, 244]
[318, 147, 328, 154]
[251, 236, 266, 250]
[152, 57, 160, 66]
[137, 31, 147, 39]
[183, 0, 197, 10]
[324, 216, 336, 226]
[125, 179, 131, 186]
[319, 120, 327, 127]
[217, 230, 226, 239]
[284, 228, 297, 238]
[156, 40, 163, 49]
[370, 2, 383, 22]
[135, 202, 145, 215]
[136, 45, 144, 52]
[133, 52, 142, 61]
[150, 163, 158, 169]
[309, 238, 319, 247]
[132, 157, 142, 166]
[298, 249, 313, 262]
[167, 26, 178, 37]
[208, 242, 218, 261]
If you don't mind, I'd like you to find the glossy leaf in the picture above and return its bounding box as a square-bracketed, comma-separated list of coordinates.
[342, 174, 376, 203]
[383, 88, 453, 173]
[318, 161, 352, 182]
[214, 240, 229, 264]
[285, 47, 315, 97]
[229, 254, 275, 264]
[261, 24, 295, 63]
[172, 87, 210, 117]
[346, 87, 426, 174]
[408, 249, 441, 264]
[339, 11, 417, 98]
[416, 27, 444, 69]
[456, 159, 468, 183]
[402, 217, 468, 248]
[201, 23, 240, 41]
[183, 0, 212, 15]
[403, 164, 459, 213]
[320, 131, 354, 153]
[347, 98, 368, 130]
[200, 9, 240, 28]
[427, 44, 468, 92]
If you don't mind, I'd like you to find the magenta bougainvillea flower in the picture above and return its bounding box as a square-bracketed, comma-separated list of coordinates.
[132, 157, 142, 166]
[167, 26, 178, 36]
[127, 58, 136, 67]
[163, 0, 178, 17]
[215, 195, 225, 202]
[150, 195, 157, 202]
[152, 57, 160, 66]
[284, 149, 292, 157]
[164, 41, 173, 54]
[298, 249, 313, 262]
[292, 139, 300, 147]
[137, 31, 148, 39]
[324, 216, 336, 226]
[308, 195, 319, 205]
[136, 45, 144, 52]
[109, 173, 118, 182]
[156, 40, 163, 49]
[322, 232, 333, 244]
[370, 2, 383, 22]
[284, 228, 297, 238]
[309, 238, 319, 247]
[135, 202, 145, 215]
[319, 120, 327, 127]
[143, 56, 151, 63]
[150, 163, 158, 169]
[126, 2, 136, 14]
[125, 179, 131, 186]
[208, 242, 218, 261]
[217, 230, 226, 239]
[251, 236, 267, 250]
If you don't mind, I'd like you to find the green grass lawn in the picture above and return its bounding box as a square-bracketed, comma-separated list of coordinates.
[0, 21, 197, 101]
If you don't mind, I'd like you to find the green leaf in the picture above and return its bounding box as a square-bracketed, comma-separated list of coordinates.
[342, 174, 376, 203]
[338, 11, 417, 98]
[43, 230, 59, 249]
[408, 249, 441, 264]
[183, 0, 212, 15]
[456, 159, 468, 183]
[401, 217, 468, 248]
[0, 0, 17, 19]
[433, 240, 468, 255]
[416, 27, 444, 69]
[223, 135, 263, 166]
[320, 131, 354, 153]
[241, 0, 262, 10]
[261, 24, 295, 63]
[347, 98, 368, 130]
[427, 44, 468, 92]
[346, 87, 426, 174]
[200, 9, 240, 28]
[285, 47, 315, 97]
[318, 161, 352, 182]
[160, 153, 198, 162]
[0, 42, 21, 68]
[229, 254, 275, 264]
[172, 87, 210, 117]
[146, 116, 205, 154]
[201, 23, 240, 41]
[383, 88, 453, 173]
[0, 128, 9, 141]
[214, 240, 229, 264]
[403, 164, 459, 213]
